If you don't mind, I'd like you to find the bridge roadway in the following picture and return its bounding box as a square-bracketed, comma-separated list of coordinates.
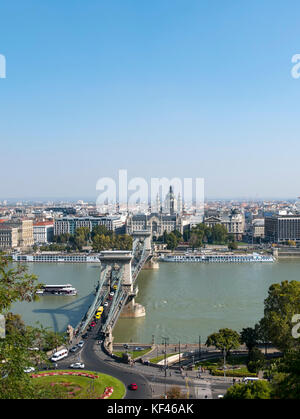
[74, 231, 152, 340]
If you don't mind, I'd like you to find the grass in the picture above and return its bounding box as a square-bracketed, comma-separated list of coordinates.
[31, 370, 126, 399]
[113, 348, 152, 359]
[149, 353, 177, 364]
[194, 355, 257, 377]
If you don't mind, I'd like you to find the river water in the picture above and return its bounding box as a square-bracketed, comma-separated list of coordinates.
[11, 260, 300, 343]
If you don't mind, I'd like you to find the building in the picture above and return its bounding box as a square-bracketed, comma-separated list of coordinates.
[204, 210, 245, 240]
[3, 219, 34, 248]
[33, 221, 54, 244]
[0, 225, 19, 250]
[265, 214, 300, 243]
[126, 213, 186, 239]
[250, 219, 265, 239]
[54, 216, 124, 236]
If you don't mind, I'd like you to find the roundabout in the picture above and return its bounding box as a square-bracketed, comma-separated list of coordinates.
[30, 370, 126, 399]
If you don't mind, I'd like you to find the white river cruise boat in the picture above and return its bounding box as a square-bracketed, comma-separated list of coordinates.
[160, 252, 275, 263]
[11, 253, 101, 263]
[36, 284, 77, 296]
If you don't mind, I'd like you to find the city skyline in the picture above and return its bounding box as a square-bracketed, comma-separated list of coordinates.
[1, 1, 300, 199]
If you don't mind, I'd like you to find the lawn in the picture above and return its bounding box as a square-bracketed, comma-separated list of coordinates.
[113, 348, 152, 359]
[149, 353, 177, 364]
[31, 370, 126, 399]
[194, 355, 257, 378]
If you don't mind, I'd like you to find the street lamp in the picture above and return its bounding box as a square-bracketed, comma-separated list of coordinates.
[161, 336, 169, 399]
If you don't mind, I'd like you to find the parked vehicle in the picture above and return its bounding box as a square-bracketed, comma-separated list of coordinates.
[24, 367, 35, 373]
[77, 341, 84, 348]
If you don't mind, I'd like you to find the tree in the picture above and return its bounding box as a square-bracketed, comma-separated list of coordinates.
[240, 326, 260, 354]
[247, 348, 265, 374]
[224, 381, 272, 399]
[166, 232, 179, 251]
[165, 386, 187, 399]
[0, 255, 57, 399]
[206, 328, 241, 357]
[228, 241, 238, 250]
[271, 350, 300, 399]
[211, 224, 228, 244]
[0, 255, 40, 313]
[91, 225, 111, 238]
[262, 280, 300, 353]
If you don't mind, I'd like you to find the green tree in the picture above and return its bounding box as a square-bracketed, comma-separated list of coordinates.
[166, 232, 179, 251]
[240, 326, 260, 354]
[247, 348, 265, 374]
[211, 224, 228, 244]
[0, 255, 40, 313]
[271, 350, 300, 399]
[206, 328, 241, 357]
[224, 380, 272, 399]
[262, 280, 300, 353]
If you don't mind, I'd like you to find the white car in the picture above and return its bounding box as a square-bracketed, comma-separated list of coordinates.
[77, 341, 84, 348]
[70, 362, 85, 369]
[104, 302, 109, 307]
[109, 292, 114, 296]
[24, 367, 35, 373]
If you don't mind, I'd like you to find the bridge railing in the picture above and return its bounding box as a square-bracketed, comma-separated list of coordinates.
[74, 265, 111, 336]
[101, 265, 125, 331]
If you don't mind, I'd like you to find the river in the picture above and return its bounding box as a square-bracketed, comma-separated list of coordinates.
[11, 260, 300, 343]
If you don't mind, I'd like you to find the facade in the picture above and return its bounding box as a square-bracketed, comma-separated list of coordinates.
[0, 225, 19, 250]
[204, 210, 245, 240]
[33, 221, 54, 243]
[251, 219, 265, 239]
[1, 219, 34, 249]
[265, 214, 300, 243]
[54, 216, 124, 236]
[126, 213, 185, 238]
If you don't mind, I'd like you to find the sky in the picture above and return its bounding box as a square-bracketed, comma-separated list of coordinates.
[0, 0, 300, 201]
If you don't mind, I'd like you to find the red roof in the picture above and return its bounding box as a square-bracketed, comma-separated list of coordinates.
[34, 221, 54, 226]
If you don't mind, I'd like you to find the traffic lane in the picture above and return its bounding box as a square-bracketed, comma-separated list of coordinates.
[81, 337, 152, 399]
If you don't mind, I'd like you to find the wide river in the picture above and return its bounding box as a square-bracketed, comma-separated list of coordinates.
[11, 260, 300, 344]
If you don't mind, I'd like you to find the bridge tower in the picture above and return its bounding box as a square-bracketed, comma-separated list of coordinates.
[99, 250, 133, 291]
[131, 230, 159, 270]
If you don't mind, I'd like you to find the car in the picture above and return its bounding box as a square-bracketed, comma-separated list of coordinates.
[70, 346, 78, 352]
[24, 367, 35, 373]
[70, 362, 85, 369]
[109, 292, 114, 296]
[135, 347, 144, 351]
[104, 302, 109, 307]
[90, 322, 96, 327]
[77, 341, 84, 348]
[95, 312, 101, 319]
[82, 333, 88, 339]
[123, 344, 129, 349]
[129, 383, 138, 391]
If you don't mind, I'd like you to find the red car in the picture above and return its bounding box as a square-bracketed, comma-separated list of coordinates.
[90, 322, 96, 327]
[129, 383, 138, 391]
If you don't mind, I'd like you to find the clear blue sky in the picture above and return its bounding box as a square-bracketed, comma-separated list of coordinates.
[0, 0, 300, 200]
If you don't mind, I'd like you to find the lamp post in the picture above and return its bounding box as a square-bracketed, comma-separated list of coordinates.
[223, 347, 226, 379]
[161, 336, 169, 399]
